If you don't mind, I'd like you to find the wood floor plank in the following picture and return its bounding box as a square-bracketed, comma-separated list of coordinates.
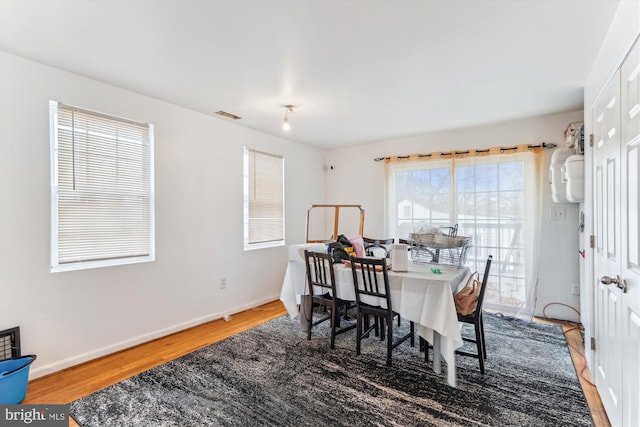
[22, 303, 608, 427]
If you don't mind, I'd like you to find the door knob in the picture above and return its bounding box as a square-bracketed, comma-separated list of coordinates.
[600, 275, 628, 292]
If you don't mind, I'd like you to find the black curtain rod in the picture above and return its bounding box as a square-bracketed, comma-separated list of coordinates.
[374, 142, 557, 162]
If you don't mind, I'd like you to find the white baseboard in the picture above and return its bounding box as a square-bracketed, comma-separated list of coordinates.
[30, 294, 280, 379]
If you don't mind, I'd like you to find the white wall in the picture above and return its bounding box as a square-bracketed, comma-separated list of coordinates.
[324, 111, 585, 321]
[0, 52, 325, 378]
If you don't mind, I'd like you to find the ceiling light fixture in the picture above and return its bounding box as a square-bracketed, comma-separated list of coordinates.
[282, 105, 295, 131]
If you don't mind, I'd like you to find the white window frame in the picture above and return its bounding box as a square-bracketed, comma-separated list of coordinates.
[49, 101, 155, 272]
[243, 147, 285, 250]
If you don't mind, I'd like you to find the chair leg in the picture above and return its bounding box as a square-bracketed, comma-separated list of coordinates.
[386, 315, 393, 366]
[409, 321, 415, 347]
[330, 306, 337, 349]
[379, 317, 386, 341]
[480, 314, 487, 359]
[356, 312, 363, 356]
[307, 306, 313, 341]
[474, 321, 485, 374]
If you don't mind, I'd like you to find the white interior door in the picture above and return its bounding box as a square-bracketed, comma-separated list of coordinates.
[593, 36, 640, 427]
[619, 37, 640, 427]
[593, 68, 623, 427]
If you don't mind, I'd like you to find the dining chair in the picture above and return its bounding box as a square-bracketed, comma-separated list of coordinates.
[304, 250, 356, 349]
[350, 256, 414, 366]
[362, 237, 394, 258]
[454, 255, 493, 374]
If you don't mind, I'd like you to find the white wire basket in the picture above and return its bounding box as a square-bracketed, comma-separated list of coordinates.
[408, 232, 472, 267]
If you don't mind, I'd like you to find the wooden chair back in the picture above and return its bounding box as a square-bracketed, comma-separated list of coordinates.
[304, 250, 337, 297]
[350, 256, 392, 313]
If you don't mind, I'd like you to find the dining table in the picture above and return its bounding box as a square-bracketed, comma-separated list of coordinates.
[280, 243, 470, 387]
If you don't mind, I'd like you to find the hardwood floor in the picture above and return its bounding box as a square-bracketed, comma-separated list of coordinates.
[21, 301, 609, 426]
[539, 317, 611, 427]
[23, 301, 287, 427]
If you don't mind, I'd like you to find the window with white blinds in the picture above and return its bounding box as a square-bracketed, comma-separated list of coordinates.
[50, 101, 155, 272]
[243, 147, 284, 249]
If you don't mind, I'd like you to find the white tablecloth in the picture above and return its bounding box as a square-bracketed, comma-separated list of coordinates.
[280, 243, 329, 317]
[280, 248, 469, 387]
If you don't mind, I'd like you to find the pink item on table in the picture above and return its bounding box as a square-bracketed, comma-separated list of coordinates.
[349, 235, 365, 257]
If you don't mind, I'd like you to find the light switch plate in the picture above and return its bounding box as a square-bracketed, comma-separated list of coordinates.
[549, 207, 566, 221]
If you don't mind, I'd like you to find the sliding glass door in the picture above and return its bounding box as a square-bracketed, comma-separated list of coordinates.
[386, 152, 542, 319]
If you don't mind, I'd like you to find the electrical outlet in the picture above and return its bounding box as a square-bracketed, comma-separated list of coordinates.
[571, 283, 580, 295]
[220, 276, 227, 289]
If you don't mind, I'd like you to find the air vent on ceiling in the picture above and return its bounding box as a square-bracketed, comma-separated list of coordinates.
[214, 111, 242, 120]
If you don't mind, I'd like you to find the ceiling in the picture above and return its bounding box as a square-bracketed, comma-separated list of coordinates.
[0, 0, 620, 149]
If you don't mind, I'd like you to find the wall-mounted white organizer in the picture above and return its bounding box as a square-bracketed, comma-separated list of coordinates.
[550, 148, 574, 203]
[550, 121, 585, 204]
[563, 154, 584, 202]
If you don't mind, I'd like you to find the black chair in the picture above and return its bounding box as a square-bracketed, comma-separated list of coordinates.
[350, 256, 414, 366]
[363, 237, 394, 258]
[304, 250, 356, 349]
[455, 255, 493, 373]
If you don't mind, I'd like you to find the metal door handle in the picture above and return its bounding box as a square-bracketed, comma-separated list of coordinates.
[600, 275, 628, 292]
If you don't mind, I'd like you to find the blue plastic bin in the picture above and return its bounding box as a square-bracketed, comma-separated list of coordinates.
[0, 355, 37, 404]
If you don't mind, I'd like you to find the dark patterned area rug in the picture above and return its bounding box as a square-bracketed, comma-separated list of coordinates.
[70, 313, 592, 426]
